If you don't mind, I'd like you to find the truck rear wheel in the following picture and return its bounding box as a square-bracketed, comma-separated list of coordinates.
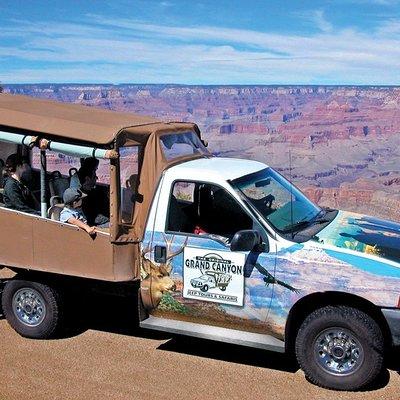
[295, 306, 384, 391]
[2, 278, 62, 339]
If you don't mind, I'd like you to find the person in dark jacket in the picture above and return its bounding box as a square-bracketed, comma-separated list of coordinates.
[3, 154, 40, 215]
[77, 162, 109, 227]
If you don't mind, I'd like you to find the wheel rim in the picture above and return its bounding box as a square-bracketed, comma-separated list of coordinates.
[12, 288, 47, 327]
[314, 327, 364, 376]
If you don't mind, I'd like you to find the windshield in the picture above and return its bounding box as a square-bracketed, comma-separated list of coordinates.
[160, 131, 209, 161]
[232, 168, 322, 233]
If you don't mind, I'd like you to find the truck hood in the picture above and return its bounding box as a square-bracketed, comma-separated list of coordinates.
[316, 210, 400, 266]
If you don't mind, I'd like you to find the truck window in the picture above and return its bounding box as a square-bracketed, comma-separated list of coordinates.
[167, 181, 253, 239]
[160, 131, 209, 161]
[172, 181, 195, 203]
[232, 167, 321, 234]
[120, 146, 139, 224]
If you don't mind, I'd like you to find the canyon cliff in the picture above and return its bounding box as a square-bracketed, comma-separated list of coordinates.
[4, 84, 400, 221]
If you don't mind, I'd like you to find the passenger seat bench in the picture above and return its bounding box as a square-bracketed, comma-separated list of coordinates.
[47, 203, 64, 221]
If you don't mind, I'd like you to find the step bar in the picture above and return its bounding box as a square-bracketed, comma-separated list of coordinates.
[140, 315, 285, 353]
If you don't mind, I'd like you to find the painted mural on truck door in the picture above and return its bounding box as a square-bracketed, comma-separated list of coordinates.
[140, 212, 400, 340]
[140, 231, 279, 335]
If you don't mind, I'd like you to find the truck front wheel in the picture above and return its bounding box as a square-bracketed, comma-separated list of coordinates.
[2, 278, 62, 339]
[295, 305, 384, 391]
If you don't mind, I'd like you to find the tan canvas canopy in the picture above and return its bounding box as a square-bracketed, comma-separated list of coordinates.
[0, 93, 160, 145]
[0, 93, 209, 242]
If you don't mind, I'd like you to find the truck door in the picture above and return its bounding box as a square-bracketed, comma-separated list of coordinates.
[141, 180, 277, 336]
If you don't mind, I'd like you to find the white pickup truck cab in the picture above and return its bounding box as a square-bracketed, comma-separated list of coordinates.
[140, 157, 400, 391]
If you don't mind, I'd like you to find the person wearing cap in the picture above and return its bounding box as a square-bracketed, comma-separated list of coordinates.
[60, 188, 96, 236]
[3, 153, 40, 215]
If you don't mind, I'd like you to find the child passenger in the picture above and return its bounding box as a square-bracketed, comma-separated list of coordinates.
[60, 188, 96, 237]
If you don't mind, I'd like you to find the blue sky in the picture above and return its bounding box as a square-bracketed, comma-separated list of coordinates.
[1, 0, 400, 84]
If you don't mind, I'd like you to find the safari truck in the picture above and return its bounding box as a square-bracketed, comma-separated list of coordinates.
[190, 270, 232, 292]
[0, 94, 399, 391]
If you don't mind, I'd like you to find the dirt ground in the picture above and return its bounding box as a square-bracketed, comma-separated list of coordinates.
[1, 273, 399, 400]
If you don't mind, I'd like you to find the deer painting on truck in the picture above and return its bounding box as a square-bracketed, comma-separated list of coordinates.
[140, 234, 188, 310]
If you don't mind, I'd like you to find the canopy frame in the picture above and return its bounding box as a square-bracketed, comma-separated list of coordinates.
[0, 130, 118, 159]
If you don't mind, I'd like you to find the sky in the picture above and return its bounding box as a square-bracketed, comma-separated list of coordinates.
[0, 0, 400, 85]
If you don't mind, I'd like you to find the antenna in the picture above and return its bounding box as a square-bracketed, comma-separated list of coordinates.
[289, 150, 294, 239]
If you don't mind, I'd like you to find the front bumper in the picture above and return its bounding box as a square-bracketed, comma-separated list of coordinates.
[382, 308, 400, 347]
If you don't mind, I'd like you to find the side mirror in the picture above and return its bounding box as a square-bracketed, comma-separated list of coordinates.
[230, 230, 263, 252]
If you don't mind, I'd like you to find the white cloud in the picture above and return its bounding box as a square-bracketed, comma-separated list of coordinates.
[342, 0, 400, 4]
[294, 9, 334, 33]
[376, 19, 400, 36]
[1, 15, 400, 84]
[312, 10, 334, 33]
[369, 0, 400, 4]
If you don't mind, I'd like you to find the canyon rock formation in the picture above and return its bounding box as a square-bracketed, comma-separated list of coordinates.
[5, 84, 400, 221]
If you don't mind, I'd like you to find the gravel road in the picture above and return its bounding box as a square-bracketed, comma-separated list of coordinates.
[1, 288, 399, 400]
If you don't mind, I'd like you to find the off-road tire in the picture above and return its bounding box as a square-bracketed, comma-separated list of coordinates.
[2, 278, 62, 339]
[295, 305, 384, 391]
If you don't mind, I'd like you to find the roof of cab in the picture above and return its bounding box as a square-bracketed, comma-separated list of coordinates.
[167, 157, 267, 181]
[0, 93, 161, 145]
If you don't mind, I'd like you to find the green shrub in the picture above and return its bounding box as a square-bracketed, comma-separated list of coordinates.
[158, 292, 189, 314]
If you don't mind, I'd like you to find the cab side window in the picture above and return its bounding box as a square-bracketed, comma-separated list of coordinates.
[167, 181, 253, 239]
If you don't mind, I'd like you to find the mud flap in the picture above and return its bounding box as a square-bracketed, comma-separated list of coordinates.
[382, 308, 400, 347]
[0, 278, 5, 318]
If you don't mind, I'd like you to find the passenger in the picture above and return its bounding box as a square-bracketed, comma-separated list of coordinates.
[125, 174, 138, 201]
[78, 163, 109, 227]
[70, 157, 99, 189]
[60, 188, 96, 237]
[3, 154, 40, 215]
[0, 158, 6, 189]
[20, 156, 33, 189]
